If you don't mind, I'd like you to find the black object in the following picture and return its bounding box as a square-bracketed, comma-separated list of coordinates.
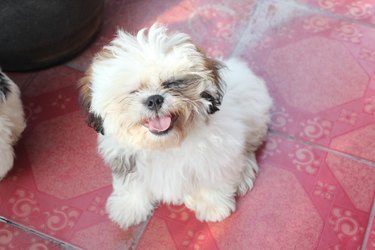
[0, 0, 104, 71]
[146, 95, 165, 111]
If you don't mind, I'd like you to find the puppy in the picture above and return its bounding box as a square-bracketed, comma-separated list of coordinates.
[0, 70, 26, 180]
[79, 25, 272, 228]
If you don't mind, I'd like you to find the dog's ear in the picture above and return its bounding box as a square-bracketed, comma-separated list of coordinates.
[200, 56, 225, 115]
[78, 70, 104, 135]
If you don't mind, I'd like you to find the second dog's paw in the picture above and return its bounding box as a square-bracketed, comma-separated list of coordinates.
[106, 193, 154, 229]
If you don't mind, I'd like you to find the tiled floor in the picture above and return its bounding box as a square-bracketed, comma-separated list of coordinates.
[1, 0, 375, 249]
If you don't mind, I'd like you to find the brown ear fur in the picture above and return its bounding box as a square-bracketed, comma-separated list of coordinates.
[78, 68, 105, 135]
[197, 47, 225, 114]
[79, 48, 120, 134]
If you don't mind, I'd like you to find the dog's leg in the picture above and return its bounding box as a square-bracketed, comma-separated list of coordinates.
[106, 173, 154, 229]
[236, 152, 258, 196]
[0, 117, 15, 180]
[184, 186, 236, 222]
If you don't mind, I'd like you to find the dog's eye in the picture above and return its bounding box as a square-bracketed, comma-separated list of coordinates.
[164, 80, 185, 88]
[129, 90, 139, 94]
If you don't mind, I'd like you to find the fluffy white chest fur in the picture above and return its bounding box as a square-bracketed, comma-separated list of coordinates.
[80, 25, 272, 228]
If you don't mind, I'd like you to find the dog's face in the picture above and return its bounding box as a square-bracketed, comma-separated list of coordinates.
[80, 25, 224, 150]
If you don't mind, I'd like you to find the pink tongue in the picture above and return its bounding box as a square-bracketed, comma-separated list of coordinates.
[148, 116, 172, 132]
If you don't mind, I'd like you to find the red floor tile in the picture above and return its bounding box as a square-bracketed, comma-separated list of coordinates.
[237, 2, 375, 162]
[70, 221, 145, 249]
[297, 0, 375, 25]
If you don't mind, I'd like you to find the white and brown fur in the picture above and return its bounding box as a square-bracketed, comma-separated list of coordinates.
[79, 24, 272, 228]
[0, 70, 26, 180]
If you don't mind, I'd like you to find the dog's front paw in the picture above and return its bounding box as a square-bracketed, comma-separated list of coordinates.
[184, 190, 235, 222]
[106, 193, 154, 229]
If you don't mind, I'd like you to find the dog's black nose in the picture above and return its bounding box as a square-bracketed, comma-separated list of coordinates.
[145, 94, 164, 111]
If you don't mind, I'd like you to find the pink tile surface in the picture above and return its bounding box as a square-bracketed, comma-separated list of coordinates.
[297, 0, 375, 25]
[0, 221, 61, 249]
[239, 4, 375, 162]
[0, 0, 374, 249]
[136, 217, 177, 250]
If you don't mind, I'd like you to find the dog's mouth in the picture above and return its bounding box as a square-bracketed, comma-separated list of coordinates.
[143, 114, 178, 135]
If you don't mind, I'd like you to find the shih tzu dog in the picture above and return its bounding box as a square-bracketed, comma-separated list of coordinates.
[0, 70, 26, 180]
[79, 25, 272, 228]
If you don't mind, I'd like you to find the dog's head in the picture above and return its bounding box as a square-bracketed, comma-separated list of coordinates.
[79, 24, 225, 149]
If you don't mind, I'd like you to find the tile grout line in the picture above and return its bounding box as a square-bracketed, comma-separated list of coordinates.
[230, 0, 259, 57]
[269, 129, 375, 167]
[0, 216, 80, 250]
[131, 219, 151, 249]
[232, 0, 296, 57]
[65, 63, 86, 73]
[19, 72, 39, 95]
[362, 198, 375, 250]
[21, 72, 38, 92]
